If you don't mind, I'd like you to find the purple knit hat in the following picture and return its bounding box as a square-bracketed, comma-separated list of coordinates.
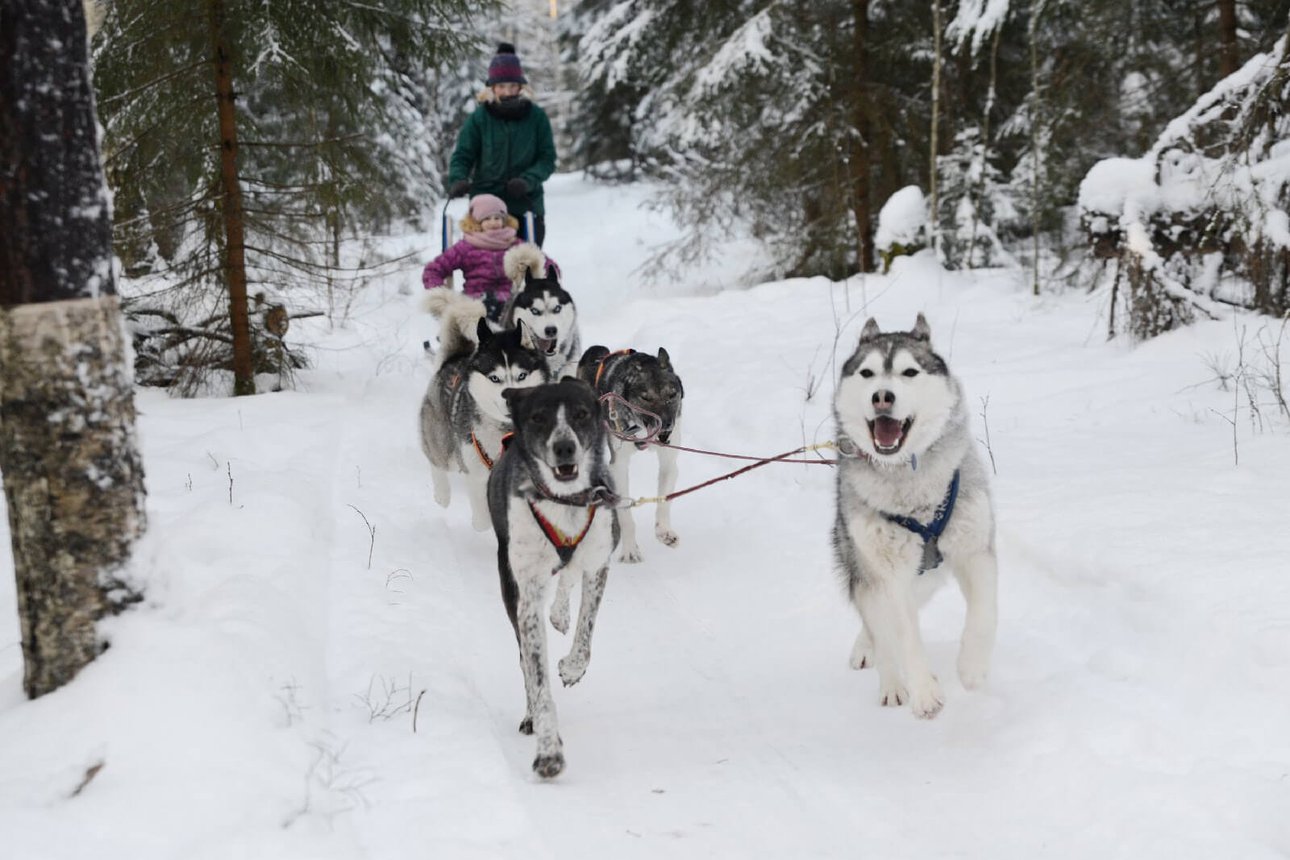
[485, 42, 526, 85]
[469, 194, 508, 221]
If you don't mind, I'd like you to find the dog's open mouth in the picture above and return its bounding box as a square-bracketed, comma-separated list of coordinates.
[534, 335, 557, 355]
[553, 463, 579, 482]
[868, 416, 912, 454]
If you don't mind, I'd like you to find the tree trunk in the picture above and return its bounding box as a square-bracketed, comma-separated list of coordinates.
[208, 0, 256, 396]
[1028, 0, 1044, 296]
[849, 0, 876, 273]
[929, 0, 946, 261]
[0, 0, 147, 699]
[1218, 0, 1239, 78]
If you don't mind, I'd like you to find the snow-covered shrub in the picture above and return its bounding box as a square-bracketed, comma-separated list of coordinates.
[876, 186, 930, 272]
[1079, 35, 1290, 339]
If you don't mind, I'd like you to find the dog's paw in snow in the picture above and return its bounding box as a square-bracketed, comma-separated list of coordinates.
[532, 752, 564, 779]
[878, 676, 908, 708]
[907, 676, 945, 719]
[558, 653, 589, 687]
[957, 649, 990, 690]
[617, 544, 644, 564]
[432, 473, 451, 508]
[849, 630, 874, 670]
[655, 526, 679, 547]
[549, 593, 570, 635]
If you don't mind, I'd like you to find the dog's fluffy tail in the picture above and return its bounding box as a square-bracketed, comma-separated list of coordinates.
[503, 243, 546, 284]
[423, 287, 486, 363]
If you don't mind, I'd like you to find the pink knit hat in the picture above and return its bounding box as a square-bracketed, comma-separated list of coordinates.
[469, 194, 508, 221]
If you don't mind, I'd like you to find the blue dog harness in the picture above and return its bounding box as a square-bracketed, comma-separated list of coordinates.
[883, 470, 961, 574]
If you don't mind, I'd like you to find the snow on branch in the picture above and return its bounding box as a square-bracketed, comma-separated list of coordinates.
[946, 0, 1010, 57]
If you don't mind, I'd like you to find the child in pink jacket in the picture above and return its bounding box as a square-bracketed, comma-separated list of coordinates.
[422, 194, 556, 321]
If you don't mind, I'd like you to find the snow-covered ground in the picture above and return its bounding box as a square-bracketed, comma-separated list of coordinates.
[1, 173, 1288, 859]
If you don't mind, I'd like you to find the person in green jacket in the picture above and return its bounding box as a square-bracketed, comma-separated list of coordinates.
[447, 43, 557, 247]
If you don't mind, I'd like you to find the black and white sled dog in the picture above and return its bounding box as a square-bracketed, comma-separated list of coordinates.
[487, 379, 619, 779]
[499, 244, 581, 379]
[422, 243, 580, 380]
[419, 306, 547, 531]
[832, 314, 997, 719]
[578, 345, 684, 563]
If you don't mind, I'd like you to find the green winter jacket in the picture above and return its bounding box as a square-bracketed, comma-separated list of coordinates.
[448, 99, 557, 217]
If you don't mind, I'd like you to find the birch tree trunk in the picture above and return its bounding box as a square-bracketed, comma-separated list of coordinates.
[0, 0, 147, 698]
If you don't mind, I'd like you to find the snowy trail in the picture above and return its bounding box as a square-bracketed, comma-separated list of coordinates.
[1, 175, 1288, 858]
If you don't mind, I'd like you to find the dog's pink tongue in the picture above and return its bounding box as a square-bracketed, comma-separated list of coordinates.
[873, 416, 904, 449]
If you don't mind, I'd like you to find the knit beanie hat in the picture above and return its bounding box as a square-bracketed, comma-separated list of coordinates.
[486, 42, 527, 86]
[469, 193, 509, 221]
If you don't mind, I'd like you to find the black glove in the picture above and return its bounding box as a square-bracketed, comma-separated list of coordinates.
[448, 179, 471, 199]
[505, 177, 530, 198]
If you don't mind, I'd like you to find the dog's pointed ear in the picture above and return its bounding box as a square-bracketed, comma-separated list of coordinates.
[502, 386, 534, 413]
[523, 266, 536, 288]
[911, 313, 931, 341]
[475, 317, 493, 344]
[657, 347, 672, 370]
[859, 318, 881, 342]
[514, 317, 533, 346]
[544, 262, 558, 282]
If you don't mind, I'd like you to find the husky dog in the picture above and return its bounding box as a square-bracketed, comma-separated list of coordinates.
[832, 314, 997, 719]
[487, 379, 619, 779]
[577, 346, 684, 563]
[501, 244, 580, 379]
[419, 309, 547, 531]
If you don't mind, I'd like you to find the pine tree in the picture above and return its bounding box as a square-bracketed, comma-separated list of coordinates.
[92, 0, 486, 395]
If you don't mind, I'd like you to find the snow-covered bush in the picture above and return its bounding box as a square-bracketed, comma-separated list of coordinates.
[876, 186, 930, 272]
[1079, 35, 1290, 339]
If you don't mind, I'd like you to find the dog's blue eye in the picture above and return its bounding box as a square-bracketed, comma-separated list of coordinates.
[516, 372, 528, 381]
[489, 374, 502, 384]
[531, 309, 543, 316]
[902, 368, 919, 378]
[552, 306, 562, 314]
[859, 369, 875, 378]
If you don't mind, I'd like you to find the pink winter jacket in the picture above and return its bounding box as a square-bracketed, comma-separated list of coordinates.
[421, 239, 561, 303]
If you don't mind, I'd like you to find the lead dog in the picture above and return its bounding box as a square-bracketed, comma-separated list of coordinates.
[578, 345, 684, 563]
[487, 379, 619, 779]
[832, 314, 997, 719]
[419, 307, 547, 531]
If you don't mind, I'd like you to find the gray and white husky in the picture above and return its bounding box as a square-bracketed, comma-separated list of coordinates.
[577, 345, 684, 563]
[500, 244, 580, 379]
[419, 308, 547, 531]
[832, 314, 997, 719]
[487, 379, 619, 779]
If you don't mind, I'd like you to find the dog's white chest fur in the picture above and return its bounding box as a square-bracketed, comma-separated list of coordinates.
[505, 496, 615, 575]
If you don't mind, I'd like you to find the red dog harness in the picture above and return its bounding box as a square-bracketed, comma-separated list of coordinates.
[527, 501, 597, 566]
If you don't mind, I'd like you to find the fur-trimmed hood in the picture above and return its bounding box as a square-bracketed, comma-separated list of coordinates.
[476, 85, 536, 104]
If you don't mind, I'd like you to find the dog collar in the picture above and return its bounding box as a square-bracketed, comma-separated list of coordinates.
[529, 475, 620, 508]
[528, 501, 597, 566]
[882, 469, 960, 574]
